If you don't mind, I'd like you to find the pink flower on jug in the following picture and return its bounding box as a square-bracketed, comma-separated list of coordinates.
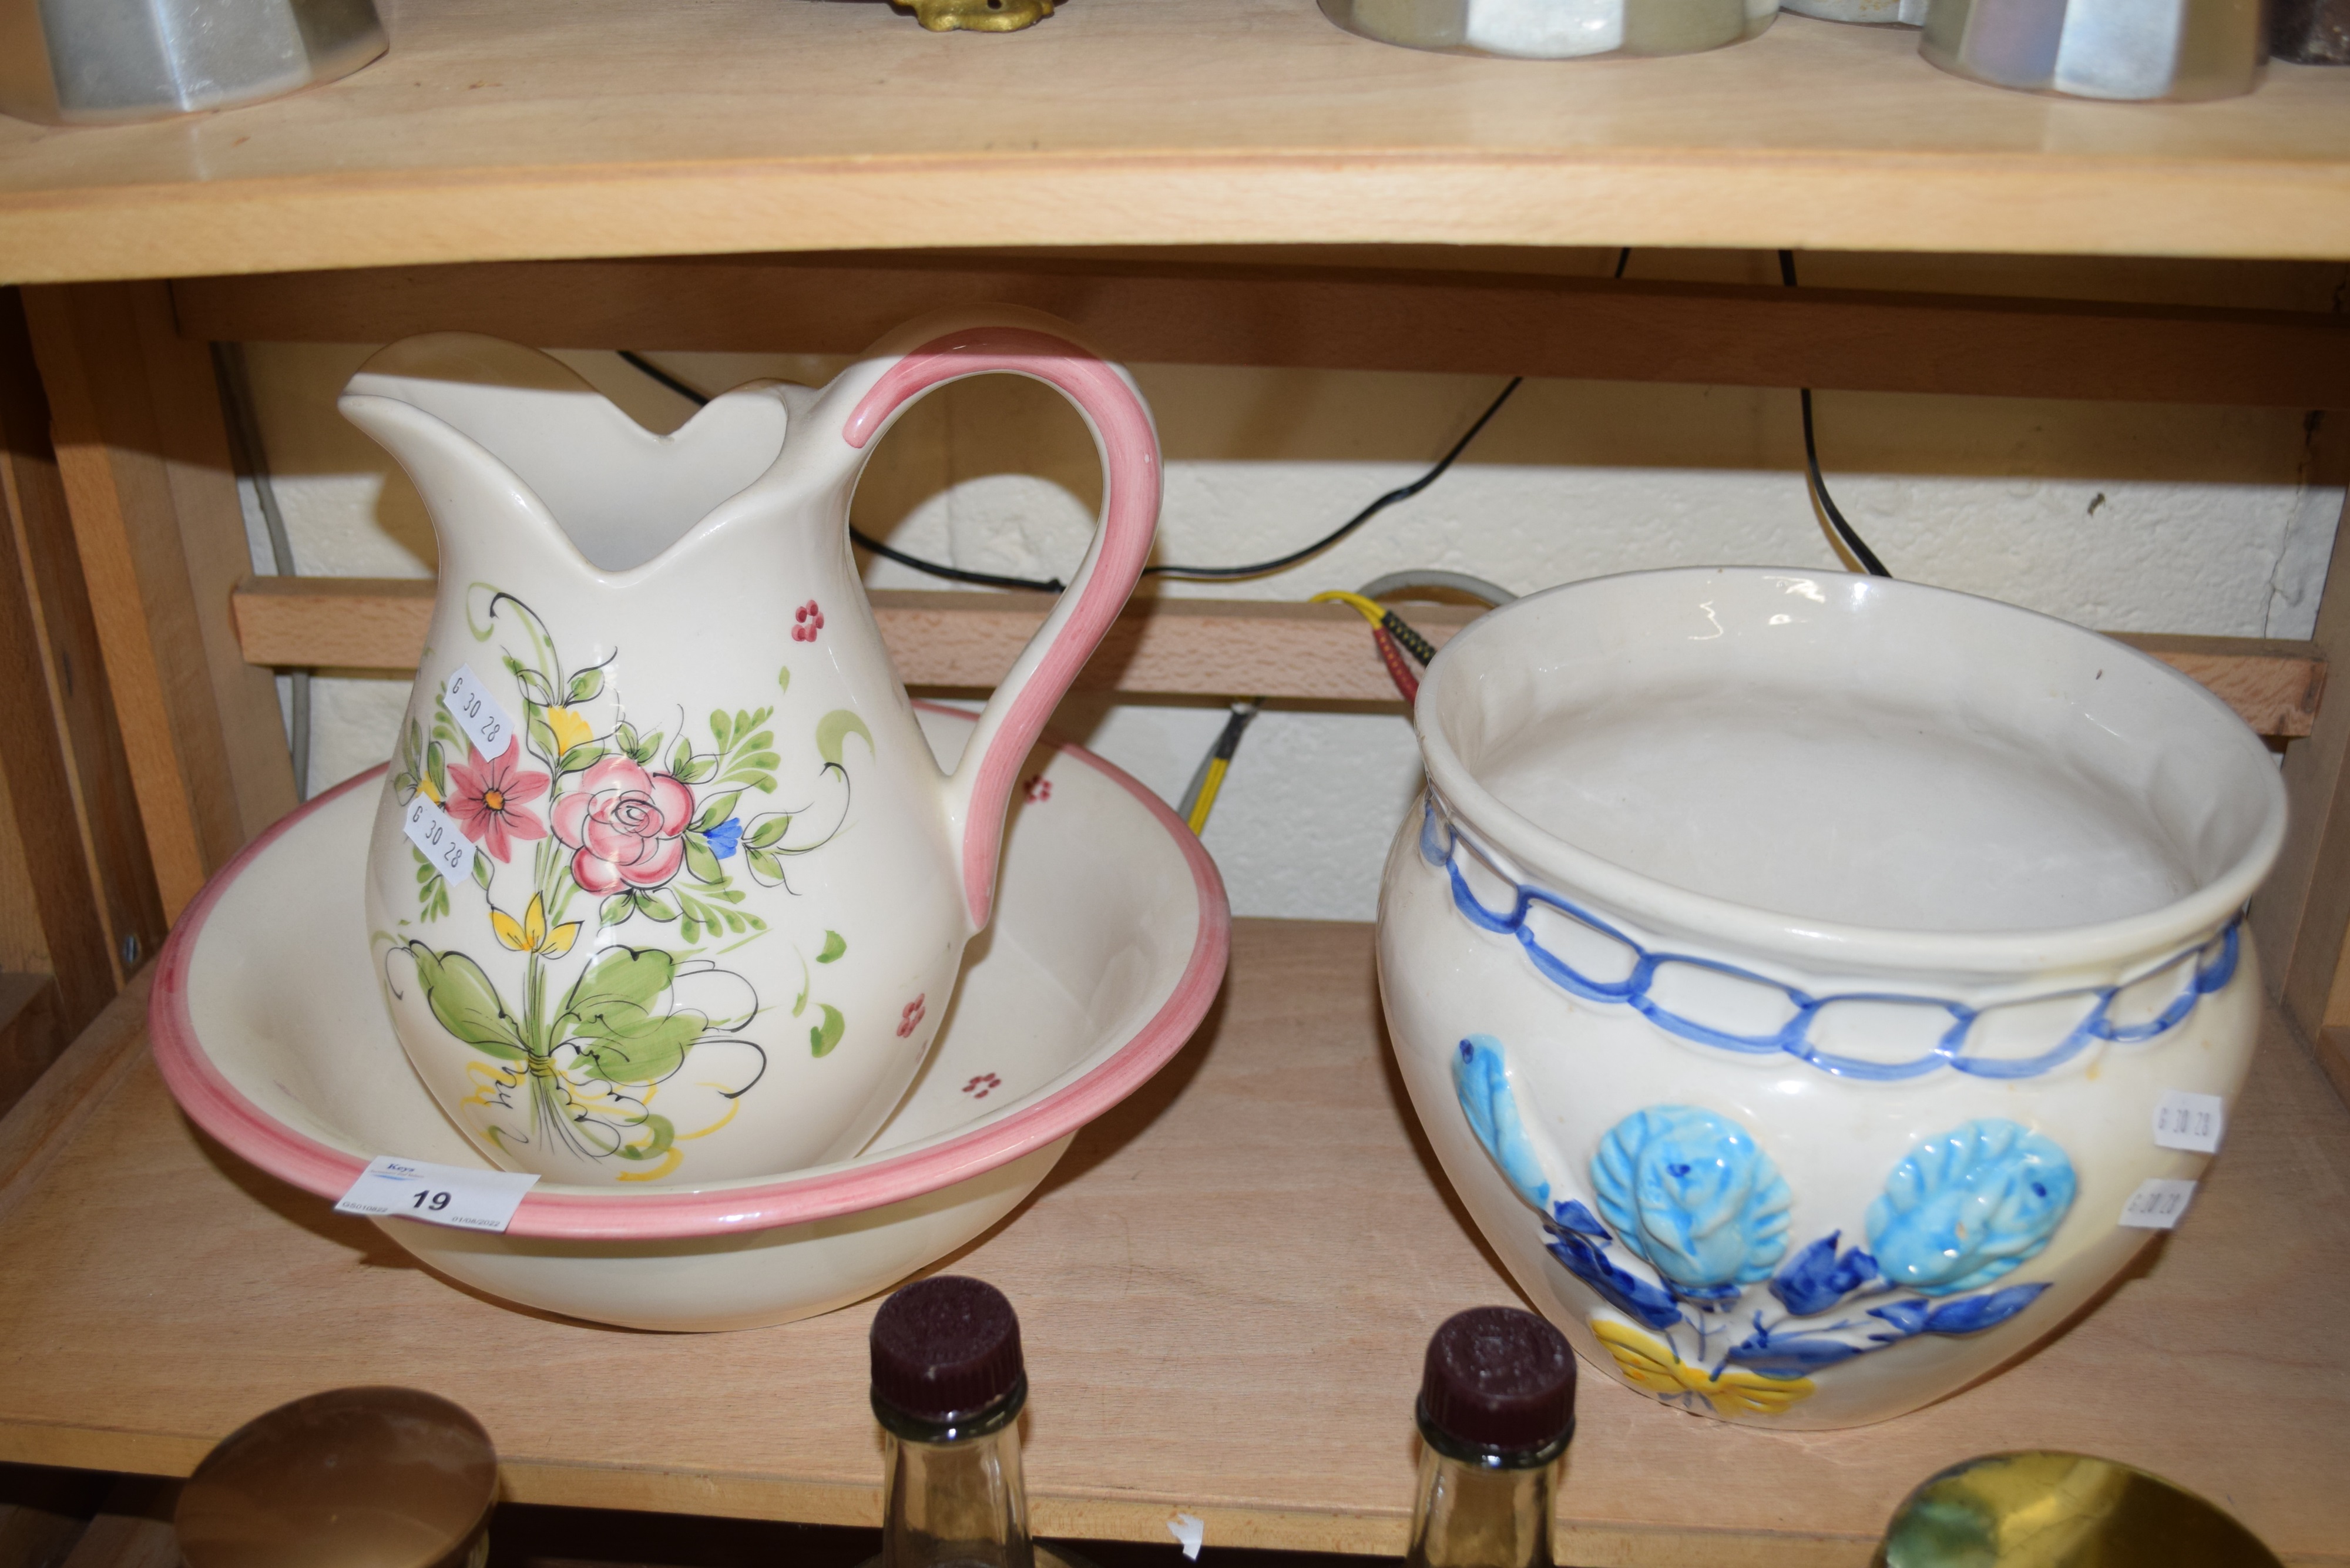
[554, 756, 696, 894]
[792, 600, 824, 643]
[1022, 774, 1052, 803]
[897, 995, 927, 1038]
[445, 739, 548, 863]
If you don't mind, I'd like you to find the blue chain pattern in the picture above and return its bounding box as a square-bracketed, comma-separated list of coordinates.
[1419, 796, 2238, 1083]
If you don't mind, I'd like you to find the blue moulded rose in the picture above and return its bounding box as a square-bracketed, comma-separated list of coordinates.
[1866, 1119, 2077, 1297]
[1592, 1106, 1792, 1300]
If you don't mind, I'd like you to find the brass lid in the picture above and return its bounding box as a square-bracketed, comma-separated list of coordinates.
[1879, 1451, 2282, 1568]
[177, 1387, 498, 1568]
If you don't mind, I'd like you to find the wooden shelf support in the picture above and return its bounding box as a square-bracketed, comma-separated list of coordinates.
[20, 283, 294, 921]
[0, 290, 164, 1110]
[230, 576, 2328, 739]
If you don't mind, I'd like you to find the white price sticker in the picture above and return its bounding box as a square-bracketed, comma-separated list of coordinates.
[444, 664, 518, 758]
[2153, 1090, 2225, 1154]
[402, 794, 476, 881]
[2119, 1177, 2198, 1231]
[334, 1157, 539, 1232]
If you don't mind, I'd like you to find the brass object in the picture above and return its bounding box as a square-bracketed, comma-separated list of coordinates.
[177, 1387, 498, 1568]
[900, 0, 1055, 30]
[1877, 1451, 2282, 1568]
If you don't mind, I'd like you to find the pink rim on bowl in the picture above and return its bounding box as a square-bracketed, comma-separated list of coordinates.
[152, 704, 1231, 1241]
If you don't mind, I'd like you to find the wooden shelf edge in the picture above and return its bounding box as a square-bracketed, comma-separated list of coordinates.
[229, 577, 2326, 738]
[0, 1420, 209, 1480]
[10, 153, 2350, 287]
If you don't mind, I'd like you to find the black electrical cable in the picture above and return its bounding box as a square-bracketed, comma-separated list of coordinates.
[617, 349, 713, 409]
[1141, 375, 1522, 582]
[616, 351, 1069, 593]
[619, 350, 1519, 592]
[1774, 254, 1892, 579]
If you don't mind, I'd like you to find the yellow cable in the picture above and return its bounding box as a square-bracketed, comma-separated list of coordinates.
[1186, 756, 1230, 837]
[1311, 589, 1390, 627]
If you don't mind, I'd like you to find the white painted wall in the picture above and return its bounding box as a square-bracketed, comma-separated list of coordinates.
[234, 315, 2344, 922]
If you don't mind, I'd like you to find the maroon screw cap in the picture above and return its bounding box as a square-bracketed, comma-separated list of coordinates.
[1418, 1307, 1576, 1456]
[870, 1275, 1025, 1423]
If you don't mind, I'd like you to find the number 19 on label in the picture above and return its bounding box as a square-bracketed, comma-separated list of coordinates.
[335, 1156, 539, 1233]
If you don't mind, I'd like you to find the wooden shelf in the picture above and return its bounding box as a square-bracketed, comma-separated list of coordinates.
[4, 0, 2350, 286]
[226, 580, 2331, 738]
[1, 919, 2345, 1567]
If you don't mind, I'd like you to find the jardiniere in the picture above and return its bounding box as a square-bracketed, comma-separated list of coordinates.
[1379, 567, 2283, 1428]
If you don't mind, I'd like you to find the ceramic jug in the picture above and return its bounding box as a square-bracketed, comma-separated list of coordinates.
[347, 311, 1160, 1187]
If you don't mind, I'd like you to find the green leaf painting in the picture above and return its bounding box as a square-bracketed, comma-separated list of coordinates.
[691, 790, 743, 834]
[559, 945, 676, 1026]
[572, 1011, 707, 1088]
[817, 709, 873, 767]
[405, 943, 523, 1059]
[809, 1003, 846, 1057]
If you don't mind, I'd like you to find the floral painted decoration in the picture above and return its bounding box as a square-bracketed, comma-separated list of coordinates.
[382, 589, 874, 1181]
[1450, 1035, 2078, 1418]
[792, 600, 825, 643]
[898, 994, 928, 1039]
[554, 755, 696, 894]
[445, 738, 549, 862]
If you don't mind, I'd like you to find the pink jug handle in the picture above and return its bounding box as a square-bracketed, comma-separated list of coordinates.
[844, 321, 1161, 932]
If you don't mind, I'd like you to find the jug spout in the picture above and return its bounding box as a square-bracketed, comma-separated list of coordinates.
[340, 334, 790, 576]
[338, 391, 568, 574]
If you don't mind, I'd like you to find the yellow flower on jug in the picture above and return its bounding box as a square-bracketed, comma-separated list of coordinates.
[546, 704, 596, 758]
[490, 892, 580, 958]
[1592, 1318, 1815, 1417]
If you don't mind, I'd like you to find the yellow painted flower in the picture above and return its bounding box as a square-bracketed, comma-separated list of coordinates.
[1592, 1318, 1816, 1417]
[489, 892, 580, 958]
[615, 1148, 683, 1181]
[417, 776, 442, 805]
[547, 705, 596, 758]
[462, 1057, 525, 1109]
